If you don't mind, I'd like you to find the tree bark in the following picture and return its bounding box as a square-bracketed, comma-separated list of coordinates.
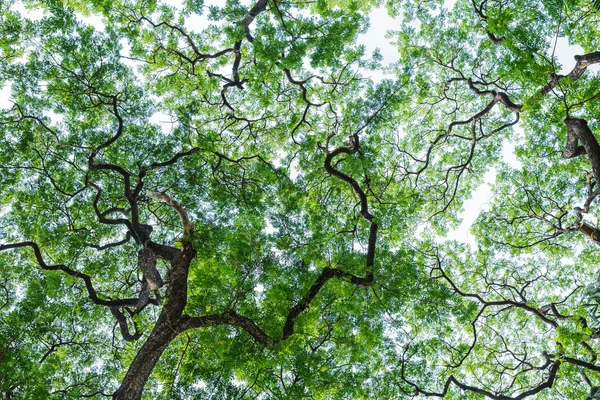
[113, 248, 194, 399]
[563, 118, 600, 185]
[112, 321, 180, 400]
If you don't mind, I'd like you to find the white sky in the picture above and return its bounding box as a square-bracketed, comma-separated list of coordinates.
[356, 6, 400, 82]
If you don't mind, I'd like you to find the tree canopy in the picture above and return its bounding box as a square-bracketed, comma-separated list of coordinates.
[2, 0, 600, 398]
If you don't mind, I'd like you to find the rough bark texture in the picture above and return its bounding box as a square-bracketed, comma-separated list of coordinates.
[579, 223, 600, 245]
[113, 189, 196, 399]
[541, 52, 600, 96]
[112, 322, 179, 400]
[138, 247, 163, 290]
[113, 248, 194, 400]
[563, 118, 600, 185]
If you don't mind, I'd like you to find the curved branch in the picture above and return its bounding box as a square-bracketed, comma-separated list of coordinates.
[562, 118, 600, 186]
[148, 148, 200, 170]
[110, 307, 142, 342]
[324, 134, 379, 269]
[88, 232, 132, 251]
[408, 361, 560, 399]
[541, 51, 600, 96]
[93, 95, 124, 155]
[433, 261, 558, 327]
[179, 312, 275, 347]
[146, 191, 193, 240]
[0, 241, 143, 308]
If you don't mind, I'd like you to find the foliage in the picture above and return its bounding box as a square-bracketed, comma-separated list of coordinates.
[1, 0, 600, 398]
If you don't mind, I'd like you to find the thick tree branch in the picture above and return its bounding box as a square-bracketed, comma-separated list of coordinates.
[146, 190, 193, 240]
[110, 307, 142, 342]
[541, 52, 600, 96]
[562, 118, 600, 187]
[179, 312, 276, 347]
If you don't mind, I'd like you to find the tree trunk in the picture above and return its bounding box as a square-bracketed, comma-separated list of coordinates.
[112, 321, 179, 400]
[113, 248, 194, 399]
